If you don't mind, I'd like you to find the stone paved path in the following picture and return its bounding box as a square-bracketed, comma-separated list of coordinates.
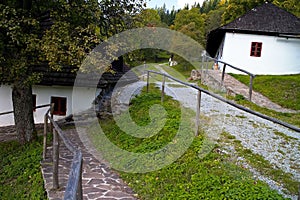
[41, 127, 137, 200]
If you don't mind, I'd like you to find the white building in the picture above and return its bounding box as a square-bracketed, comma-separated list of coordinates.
[0, 59, 138, 127]
[206, 2, 300, 75]
[0, 84, 98, 126]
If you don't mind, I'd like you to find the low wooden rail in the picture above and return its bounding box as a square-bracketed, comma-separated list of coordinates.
[146, 70, 300, 136]
[0, 104, 52, 116]
[202, 55, 256, 101]
[44, 104, 83, 200]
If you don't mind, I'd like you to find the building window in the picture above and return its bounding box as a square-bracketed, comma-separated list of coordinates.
[51, 96, 67, 116]
[32, 94, 37, 112]
[250, 42, 262, 57]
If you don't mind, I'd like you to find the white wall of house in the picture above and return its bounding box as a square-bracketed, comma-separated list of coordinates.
[0, 85, 97, 127]
[0, 85, 15, 126]
[217, 32, 300, 75]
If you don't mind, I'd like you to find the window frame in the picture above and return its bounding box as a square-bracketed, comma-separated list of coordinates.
[51, 96, 67, 116]
[32, 94, 37, 112]
[250, 42, 263, 57]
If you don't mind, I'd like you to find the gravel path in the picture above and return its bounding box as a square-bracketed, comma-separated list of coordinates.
[161, 83, 300, 178]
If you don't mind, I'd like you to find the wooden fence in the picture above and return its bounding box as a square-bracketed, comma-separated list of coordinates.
[201, 55, 256, 101]
[146, 70, 300, 136]
[44, 104, 83, 200]
[0, 103, 83, 199]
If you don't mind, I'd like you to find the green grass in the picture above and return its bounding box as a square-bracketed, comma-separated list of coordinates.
[230, 74, 300, 110]
[0, 137, 47, 199]
[88, 85, 288, 199]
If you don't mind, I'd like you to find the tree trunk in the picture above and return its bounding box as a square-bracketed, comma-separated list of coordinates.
[12, 84, 37, 144]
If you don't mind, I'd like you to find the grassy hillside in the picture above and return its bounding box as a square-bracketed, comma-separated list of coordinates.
[0, 137, 47, 199]
[230, 74, 300, 111]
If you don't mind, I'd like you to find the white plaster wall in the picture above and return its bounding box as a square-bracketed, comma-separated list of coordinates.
[0, 85, 97, 127]
[220, 33, 300, 75]
[0, 85, 14, 126]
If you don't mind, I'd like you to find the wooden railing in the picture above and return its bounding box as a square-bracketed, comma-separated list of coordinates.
[0, 104, 52, 116]
[146, 70, 300, 135]
[44, 104, 83, 200]
[202, 55, 256, 101]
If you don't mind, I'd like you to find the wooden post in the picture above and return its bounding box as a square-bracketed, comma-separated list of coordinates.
[205, 56, 209, 73]
[43, 114, 48, 160]
[50, 103, 54, 134]
[161, 75, 165, 103]
[195, 90, 201, 136]
[201, 54, 204, 71]
[146, 71, 150, 93]
[77, 157, 83, 200]
[249, 75, 254, 101]
[298, 184, 300, 200]
[52, 128, 59, 189]
[221, 64, 227, 85]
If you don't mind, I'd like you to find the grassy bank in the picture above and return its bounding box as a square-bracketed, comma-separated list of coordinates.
[229, 74, 300, 127]
[88, 85, 289, 199]
[0, 137, 46, 199]
[230, 74, 300, 111]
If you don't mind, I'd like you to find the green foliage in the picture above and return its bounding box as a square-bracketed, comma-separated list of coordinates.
[0, 0, 145, 84]
[97, 86, 182, 153]
[0, 3, 42, 85]
[136, 9, 163, 27]
[156, 4, 178, 26]
[235, 94, 246, 101]
[0, 138, 46, 199]
[90, 86, 287, 199]
[204, 7, 225, 38]
[174, 8, 206, 45]
[200, 0, 223, 13]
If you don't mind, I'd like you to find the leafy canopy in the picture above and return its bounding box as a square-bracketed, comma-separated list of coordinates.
[0, 0, 145, 86]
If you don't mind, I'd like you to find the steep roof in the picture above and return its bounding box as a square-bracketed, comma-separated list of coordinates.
[206, 2, 300, 57]
[222, 2, 300, 35]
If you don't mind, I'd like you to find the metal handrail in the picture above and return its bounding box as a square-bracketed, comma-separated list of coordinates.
[202, 55, 256, 101]
[146, 70, 300, 133]
[44, 105, 83, 200]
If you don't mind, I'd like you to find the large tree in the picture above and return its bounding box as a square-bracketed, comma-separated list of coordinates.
[173, 8, 206, 45]
[0, 0, 144, 144]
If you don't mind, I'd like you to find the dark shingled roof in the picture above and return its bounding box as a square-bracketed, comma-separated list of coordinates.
[1, 57, 138, 88]
[35, 62, 138, 88]
[206, 2, 300, 57]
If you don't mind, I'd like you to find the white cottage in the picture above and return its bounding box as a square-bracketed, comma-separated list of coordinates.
[206, 2, 300, 75]
[0, 59, 138, 127]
